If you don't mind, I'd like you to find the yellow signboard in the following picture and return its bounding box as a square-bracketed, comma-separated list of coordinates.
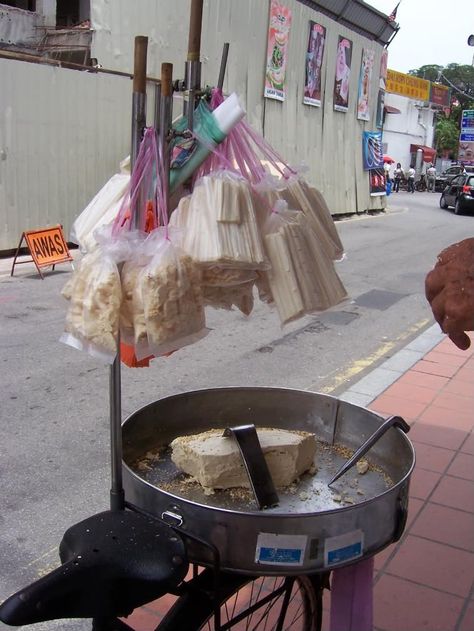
[386, 69, 430, 101]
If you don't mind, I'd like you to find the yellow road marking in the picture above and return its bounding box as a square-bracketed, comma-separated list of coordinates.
[320, 318, 431, 394]
[25, 546, 57, 568]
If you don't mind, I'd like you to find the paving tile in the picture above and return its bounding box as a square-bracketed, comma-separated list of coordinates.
[385, 535, 474, 597]
[458, 599, 474, 631]
[430, 475, 474, 512]
[443, 377, 474, 398]
[374, 543, 397, 572]
[409, 467, 441, 500]
[431, 390, 474, 415]
[373, 573, 464, 631]
[121, 605, 162, 631]
[321, 586, 331, 631]
[447, 451, 474, 481]
[436, 337, 474, 356]
[406, 496, 425, 528]
[409, 422, 468, 450]
[410, 502, 474, 551]
[369, 394, 426, 420]
[456, 362, 474, 382]
[348, 368, 402, 397]
[379, 380, 438, 405]
[418, 404, 474, 431]
[375, 497, 424, 572]
[412, 359, 459, 378]
[461, 432, 474, 455]
[395, 370, 449, 391]
[411, 440, 455, 473]
[423, 350, 469, 367]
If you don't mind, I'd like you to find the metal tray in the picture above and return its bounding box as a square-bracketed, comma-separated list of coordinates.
[122, 387, 415, 575]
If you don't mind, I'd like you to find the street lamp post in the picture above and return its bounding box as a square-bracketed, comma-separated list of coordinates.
[468, 34, 474, 66]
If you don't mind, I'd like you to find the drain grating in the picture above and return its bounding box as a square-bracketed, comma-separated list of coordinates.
[354, 289, 407, 311]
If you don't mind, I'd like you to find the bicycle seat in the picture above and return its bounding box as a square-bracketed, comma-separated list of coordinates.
[0, 510, 188, 626]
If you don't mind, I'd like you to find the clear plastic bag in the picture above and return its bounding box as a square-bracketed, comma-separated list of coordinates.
[60, 248, 122, 363]
[70, 173, 130, 253]
[134, 229, 208, 358]
[169, 171, 267, 270]
[259, 202, 347, 324]
[60, 227, 141, 363]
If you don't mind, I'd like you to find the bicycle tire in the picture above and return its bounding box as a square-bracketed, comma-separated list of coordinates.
[156, 569, 323, 631]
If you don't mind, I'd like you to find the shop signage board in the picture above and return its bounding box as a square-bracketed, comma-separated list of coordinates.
[11, 225, 73, 279]
[386, 69, 430, 101]
[461, 110, 474, 130]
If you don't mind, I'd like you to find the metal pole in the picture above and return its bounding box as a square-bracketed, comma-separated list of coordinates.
[217, 42, 230, 91]
[184, 0, 203, 130]
[109, 36, 148, 512]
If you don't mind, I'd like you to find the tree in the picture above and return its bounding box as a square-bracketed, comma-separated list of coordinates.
[409, 63, 474, 112]
[434, 118, 459, 158]
[409, 63, 474, 158]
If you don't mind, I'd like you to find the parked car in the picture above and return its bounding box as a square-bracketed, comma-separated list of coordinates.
[439, 173, 474, 214]
[436, 165, 474, 192]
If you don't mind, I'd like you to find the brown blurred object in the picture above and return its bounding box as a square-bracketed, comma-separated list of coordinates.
[425, 237, 474, 350]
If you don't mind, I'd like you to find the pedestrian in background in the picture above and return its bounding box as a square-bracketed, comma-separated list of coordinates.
[383, 160, 392, 183]
[406, 166, 415, 193]
[426, 163, 437, 192]
[393, 162, 403, 192]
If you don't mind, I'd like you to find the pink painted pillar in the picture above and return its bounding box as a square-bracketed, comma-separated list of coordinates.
[329, 557, 374, 631]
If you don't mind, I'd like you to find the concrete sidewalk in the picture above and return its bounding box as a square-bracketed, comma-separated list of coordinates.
[123, 324, 474, 631]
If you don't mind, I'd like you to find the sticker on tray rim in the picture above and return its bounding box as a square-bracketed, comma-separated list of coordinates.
[324, 529, 364, 567]
[255, 533, 308, 566]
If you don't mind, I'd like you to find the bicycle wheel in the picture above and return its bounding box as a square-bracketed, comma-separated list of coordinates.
[156, 569, 324, 631]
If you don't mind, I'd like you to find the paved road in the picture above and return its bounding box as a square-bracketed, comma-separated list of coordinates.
[0, 189, 470, 630]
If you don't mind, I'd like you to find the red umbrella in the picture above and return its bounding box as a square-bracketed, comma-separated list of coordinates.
[383, 155, 395, 164]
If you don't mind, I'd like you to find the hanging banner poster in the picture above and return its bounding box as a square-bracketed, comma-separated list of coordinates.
[369, 168, 386, 196]
[362, 131, 383, 171]
[376, 49, 388, 129]
[303, 21, 326, 107]
[264, 0, 292, 102]
[333, 36, 353, 112]
[357, 48, 375, 121]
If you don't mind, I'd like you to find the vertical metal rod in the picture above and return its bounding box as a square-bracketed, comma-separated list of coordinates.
[109, 36, 148, 512]
[184, 0, 203, 129]
[153, 81, 162, 137]
[217, 42, 230, 91]
[109, 358, 124, 511]
[160, 63, 173, 216]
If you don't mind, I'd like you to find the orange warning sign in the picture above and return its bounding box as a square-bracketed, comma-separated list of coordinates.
[11, 225, 73, 279]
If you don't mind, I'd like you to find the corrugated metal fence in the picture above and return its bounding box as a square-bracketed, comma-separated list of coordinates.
[0, 0, 386, 251]
[0, 58, 135, 250]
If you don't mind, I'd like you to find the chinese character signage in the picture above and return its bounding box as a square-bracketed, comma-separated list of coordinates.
[303, 21, 326, 107]
[362, 131, 383, 171]
[357, 48, 375, 121]
[264, 0, 292, 102]
[429, 83, 450, 107]
[333, 36, 353, 112]
[386, 69, 430, 101]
